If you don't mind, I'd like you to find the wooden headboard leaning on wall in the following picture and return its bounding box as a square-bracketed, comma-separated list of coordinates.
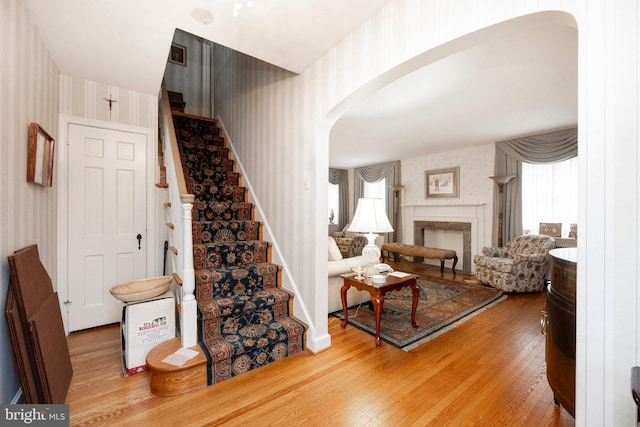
[5, 244, 72, 403]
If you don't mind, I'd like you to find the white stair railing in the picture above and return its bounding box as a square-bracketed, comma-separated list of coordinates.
[158, 82, 197, 348]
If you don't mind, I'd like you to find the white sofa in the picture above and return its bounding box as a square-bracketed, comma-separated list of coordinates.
[327, 235, 382, 314]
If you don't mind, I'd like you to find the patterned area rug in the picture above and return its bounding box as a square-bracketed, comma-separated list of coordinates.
[331, 276, 506, 351]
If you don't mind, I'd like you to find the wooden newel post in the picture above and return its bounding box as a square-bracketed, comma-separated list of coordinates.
[180, 194, 197, 349]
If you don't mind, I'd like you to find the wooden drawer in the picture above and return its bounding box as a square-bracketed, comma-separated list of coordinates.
[546, 286, 575, 417]
[544, 247, 577, 418]
[549, 248, 577, 300]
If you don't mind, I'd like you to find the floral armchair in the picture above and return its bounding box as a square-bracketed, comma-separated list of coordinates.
[331, 225, 368, 258]
[473, 234, 556, 292]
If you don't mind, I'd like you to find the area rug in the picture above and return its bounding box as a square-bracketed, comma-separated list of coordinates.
[331, 276, 506, 351]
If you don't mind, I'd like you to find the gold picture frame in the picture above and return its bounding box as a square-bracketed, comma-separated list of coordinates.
[425, 166, 459, 198]
[27, 123, 55, 187]
[169, 43, 187, 66]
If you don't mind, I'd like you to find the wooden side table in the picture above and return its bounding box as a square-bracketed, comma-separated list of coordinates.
[340, 272, 420, 348]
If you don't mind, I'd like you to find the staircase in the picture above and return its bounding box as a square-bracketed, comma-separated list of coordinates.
[148, 112, 307, 394]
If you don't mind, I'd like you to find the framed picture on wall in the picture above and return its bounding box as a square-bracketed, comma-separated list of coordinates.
[425, 166, 459, 198]
[169, 43, 187, 66]
[27, 123, 55, 187]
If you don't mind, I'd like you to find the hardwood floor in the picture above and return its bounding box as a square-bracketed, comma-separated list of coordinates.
[65, 261, 575, 426]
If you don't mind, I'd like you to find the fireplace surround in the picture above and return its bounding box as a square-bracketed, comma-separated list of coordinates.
[414, 220, 472, 275]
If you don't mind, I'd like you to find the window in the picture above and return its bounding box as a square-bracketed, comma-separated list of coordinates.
[521, 157, 578, 237]
[328, 183, 339, 224]
[363, 178, 386, 210]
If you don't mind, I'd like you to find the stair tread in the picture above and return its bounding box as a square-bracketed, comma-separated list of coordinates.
[195, 262, 280, 275]
[195, 263, 281, 300]
[201, 315, 307, 357]
[198, 286, 294, 319]
[146, 337, 208, 397]
[146, 337, 207, 372]
[195, 240, 267, 247]
[194, 219, 259, 224]
[194, 203, 253, 222]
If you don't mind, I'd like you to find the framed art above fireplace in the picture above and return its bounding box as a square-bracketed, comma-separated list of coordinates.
[425, 166, 459, 198]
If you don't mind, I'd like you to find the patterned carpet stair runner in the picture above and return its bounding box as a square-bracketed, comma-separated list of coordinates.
[173, 113, 307, 385]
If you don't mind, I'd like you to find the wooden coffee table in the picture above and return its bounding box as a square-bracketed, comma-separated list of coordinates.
[340, 272, 420, 348]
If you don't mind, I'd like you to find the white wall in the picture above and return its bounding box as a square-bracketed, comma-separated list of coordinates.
[56, 77, 160, 334]
[401, 143, 495, 247]
[59, 75, 156, 128]
[0, 17, 159, 397]
[211, 46, 327, 348]
[164, 29, 213, 118]
[0, 0, 59, 404]
[0, 0, 634, 423]
[212, 1, 640, 424]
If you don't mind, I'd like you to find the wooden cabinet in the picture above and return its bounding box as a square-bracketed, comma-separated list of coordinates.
[544, 248, 577, 417]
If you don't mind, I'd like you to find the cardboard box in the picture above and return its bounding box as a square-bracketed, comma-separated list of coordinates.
[121, 291, 176, 376]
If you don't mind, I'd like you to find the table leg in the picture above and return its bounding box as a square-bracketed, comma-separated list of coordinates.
[372, 294, 384, 348]
[340, 283, 351, 329]
[410, 282, 419, 328]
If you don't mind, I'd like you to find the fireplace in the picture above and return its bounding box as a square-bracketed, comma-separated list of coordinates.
[414, 221, 472, 274]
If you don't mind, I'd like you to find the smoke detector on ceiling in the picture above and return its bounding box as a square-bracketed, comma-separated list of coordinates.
[191, 8, 214, 25]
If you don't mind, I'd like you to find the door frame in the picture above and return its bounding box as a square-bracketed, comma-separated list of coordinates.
[57, 115, 158, 334]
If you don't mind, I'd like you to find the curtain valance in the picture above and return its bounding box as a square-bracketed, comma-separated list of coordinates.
[353, 160, 402, 242]
[496, 128, 577, 166]
[493, 127, 577, 245]
[329, 168, 347, 185]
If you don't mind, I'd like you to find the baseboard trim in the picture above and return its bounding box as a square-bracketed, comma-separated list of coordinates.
[306, 332, 331, 353]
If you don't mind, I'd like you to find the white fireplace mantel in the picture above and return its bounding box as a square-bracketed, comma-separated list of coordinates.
[402, 202, 487, 208]
[401, 202, 489, 271]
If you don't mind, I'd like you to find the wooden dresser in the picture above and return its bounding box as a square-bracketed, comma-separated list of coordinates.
[543, 247, 577, 417]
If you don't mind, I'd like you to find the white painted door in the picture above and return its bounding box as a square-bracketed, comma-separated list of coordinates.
[68, 124, 147, 331]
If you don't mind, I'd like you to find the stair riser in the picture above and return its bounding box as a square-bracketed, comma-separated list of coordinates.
[187, 170, 240, 187]
[195, 264, 280, 299]
[198, 288, 293, 325]
[184, 157, 234, 171]
[183, 146, 228, 158]
[193, 242, 270, 270]
[190, 185, 246, 203]
[181, 147, 229, 161]
[200, 317, 306, 385]
[178, 136, 225, 151]
[173, 116, 221, 135]
[193, 221, 261, 244]
[147, 337, 208, 397]
[193, 202, 253, 222]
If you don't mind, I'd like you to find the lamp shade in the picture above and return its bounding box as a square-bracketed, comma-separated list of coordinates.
[489, 175, 516, 185]
[347, 198, 394, 233]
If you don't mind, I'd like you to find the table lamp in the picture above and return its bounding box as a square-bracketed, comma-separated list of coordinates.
[347, 198, 394, 276]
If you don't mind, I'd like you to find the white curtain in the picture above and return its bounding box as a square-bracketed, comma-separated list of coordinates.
[494, 128, 577, 244]
[353, 160, 401, 242]
[521, 157, 578, 237]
